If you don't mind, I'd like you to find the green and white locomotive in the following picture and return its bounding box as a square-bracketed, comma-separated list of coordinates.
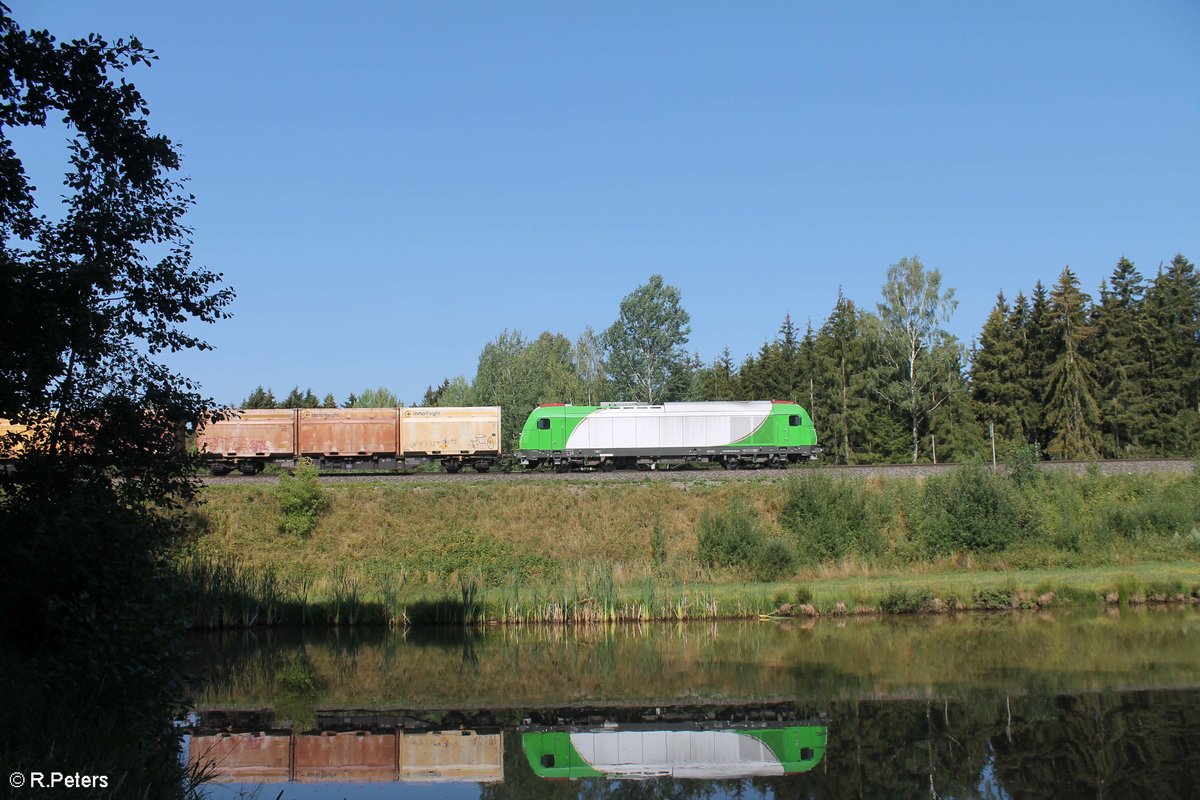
[517, 400, 820, 471]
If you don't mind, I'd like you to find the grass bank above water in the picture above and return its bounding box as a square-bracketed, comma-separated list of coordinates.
[180, 464, 1200, 627]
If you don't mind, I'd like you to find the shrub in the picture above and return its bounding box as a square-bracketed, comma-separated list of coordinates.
[697, 499, 763, 570]
[780, 475, 881, 563]
[275, 458, 329, 536]
[878, 585, 933, 614]
[750, 537, 797, 582]
[650, 517, 668, 570]
[1006, 442, 1042, 488]
[918, 463, 1031, 556]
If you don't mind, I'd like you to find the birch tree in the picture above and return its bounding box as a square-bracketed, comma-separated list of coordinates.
[875, 257, 960, 462]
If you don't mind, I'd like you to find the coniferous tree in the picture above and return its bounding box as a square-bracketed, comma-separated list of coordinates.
[280, 386, 320, 408]
[242, 386, 277, 409]
[1092, 258, 1150, 455]
[813, 289, 872, 463]
[1044, 268, 1102, 459]
[971, 292, 1025, 444]
[696, 348, 739, 401]
[1143, 253, 1200, 453]
[1024, 282, 1057, 451]
[421, 379, 450, 407]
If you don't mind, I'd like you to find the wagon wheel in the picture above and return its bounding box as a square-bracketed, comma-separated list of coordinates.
[442, 459, 463, 473]
[473, 461, 491, 473]
[209, 464, 231, 476]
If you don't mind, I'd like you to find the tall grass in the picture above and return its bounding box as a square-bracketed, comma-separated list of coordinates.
[184, 467, 1200, 627]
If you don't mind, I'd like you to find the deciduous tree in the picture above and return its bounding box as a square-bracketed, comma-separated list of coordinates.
[0, 6, 232, 791]
[603, 275, 692, 403]
[875, 256, 960, 462]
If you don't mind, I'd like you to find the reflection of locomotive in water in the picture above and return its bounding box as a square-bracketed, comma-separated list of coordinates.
[196, 399, 821, 475]
[523, 724, 827, 780]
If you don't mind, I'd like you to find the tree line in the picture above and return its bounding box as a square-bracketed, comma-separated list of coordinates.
[411, 255, 1196, 462]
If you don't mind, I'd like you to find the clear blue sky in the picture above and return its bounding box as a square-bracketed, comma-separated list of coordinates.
[11, 1, 1200, 406]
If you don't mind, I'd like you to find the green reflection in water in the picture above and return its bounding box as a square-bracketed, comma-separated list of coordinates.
[192, 605, 1200, 721]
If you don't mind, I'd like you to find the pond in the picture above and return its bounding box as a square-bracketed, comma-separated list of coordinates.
[188, 605, 1200, 798]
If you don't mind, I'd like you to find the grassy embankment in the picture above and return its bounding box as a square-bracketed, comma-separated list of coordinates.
[177, 460, 1200, 626]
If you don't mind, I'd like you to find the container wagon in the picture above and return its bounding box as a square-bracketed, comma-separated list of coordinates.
[197, 406, 501, 475]
[517, 400, 820, 471]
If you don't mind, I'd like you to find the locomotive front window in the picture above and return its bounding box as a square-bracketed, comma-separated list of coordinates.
[789, 414, 801, 427]
[537, 418, 550, 430]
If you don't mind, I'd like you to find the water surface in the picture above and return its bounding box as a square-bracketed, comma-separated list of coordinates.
[189, 605, 1200, 798]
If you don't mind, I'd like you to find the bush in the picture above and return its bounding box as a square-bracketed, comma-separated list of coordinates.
[751, 537, 797, 582]
[275, 459, 329, 536]
[697, 499, 763, 570]
[1006, 442, 1042, 488]
[918, 463, 1032, 556]
[780, 475, 881, 563]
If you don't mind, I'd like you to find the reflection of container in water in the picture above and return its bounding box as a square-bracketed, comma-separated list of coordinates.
[400, 730, 504, 782]
[294, 731, 396, 783]
[187, 729, 505, 784]
[188, 733, 291, 782]
[523, 725, 827, 780]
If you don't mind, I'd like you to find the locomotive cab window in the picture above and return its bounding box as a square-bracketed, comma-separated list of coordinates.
[537, 418, 551, 430]
[789, 414, 802, 427]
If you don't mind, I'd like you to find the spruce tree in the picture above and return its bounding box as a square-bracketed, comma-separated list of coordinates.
[1024, 282, 1057, 450]
[242, 386, 276, 409]
[1143, 253, 1200, 452]
[813, 288, 872, 463]
[971, 292, 1024, 444]
[1044, 268, 1102, 459]
[1092, 258, 1149, 455]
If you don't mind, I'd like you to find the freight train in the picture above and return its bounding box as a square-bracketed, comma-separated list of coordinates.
[194, 400, 820, 475]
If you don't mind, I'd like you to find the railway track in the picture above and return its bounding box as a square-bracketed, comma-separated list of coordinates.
[201, 457, 1196, 486]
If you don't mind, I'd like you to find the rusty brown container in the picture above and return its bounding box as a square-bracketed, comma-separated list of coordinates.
[296, 408, 399, 457]
[0, 418, 32, 459]
[197, 410, 296, 457]
[188, 733, 291, 782]
[294, 731, 397, 783]
[399, 406, 501, 457]
[399, 731, 504, 782]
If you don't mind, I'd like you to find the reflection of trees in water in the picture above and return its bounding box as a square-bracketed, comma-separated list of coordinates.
[992, 690, 1200, 799]
[474, 692, 1200, 799]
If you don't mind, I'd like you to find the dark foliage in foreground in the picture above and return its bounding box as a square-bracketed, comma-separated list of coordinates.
[0, 5, 231, 796]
